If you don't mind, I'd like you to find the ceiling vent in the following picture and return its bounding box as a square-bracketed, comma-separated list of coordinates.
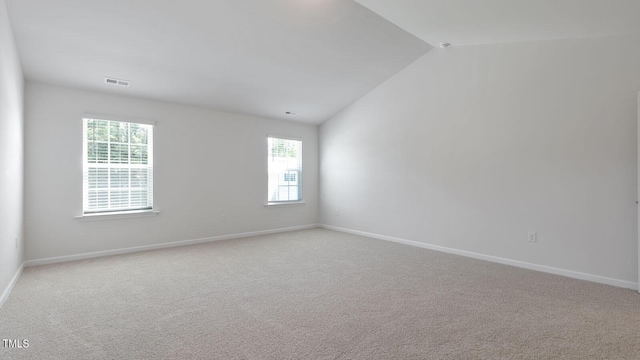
[104, 77, 130, 87]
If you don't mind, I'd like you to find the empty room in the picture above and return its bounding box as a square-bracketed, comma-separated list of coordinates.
[1, 0, 640, 358]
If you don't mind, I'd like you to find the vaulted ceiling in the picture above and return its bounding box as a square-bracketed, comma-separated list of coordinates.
[5, 0, 430, 124]
[354, 0, 640, 46]
[6, 0, 640, 124]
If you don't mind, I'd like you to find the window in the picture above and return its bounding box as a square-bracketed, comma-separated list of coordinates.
[82, 118, 153, 214]
[268, 137, 302, 203]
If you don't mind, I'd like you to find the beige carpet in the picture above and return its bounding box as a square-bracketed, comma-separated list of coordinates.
[1, 228, 639, 359]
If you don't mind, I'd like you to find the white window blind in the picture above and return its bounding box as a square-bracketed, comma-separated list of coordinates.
[82, 118, 153, 214]
[268, 137, 302, 202]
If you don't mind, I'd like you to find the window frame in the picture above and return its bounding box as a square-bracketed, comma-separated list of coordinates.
[266, 136, 303, 205]
[80, 114, 155, 217]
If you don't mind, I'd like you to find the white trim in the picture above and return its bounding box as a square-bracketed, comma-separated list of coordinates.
[25, 224, 319, 267]
[76, 210, 160, 221]
[0, 262, 25, 309]
[320, 224, 638, 291]
[265, 202, 306, 207]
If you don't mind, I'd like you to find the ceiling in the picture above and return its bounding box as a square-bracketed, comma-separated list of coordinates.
[354, 0, 640, 46]
[8, 1, 640, 125]
[5, 0, 431, 124]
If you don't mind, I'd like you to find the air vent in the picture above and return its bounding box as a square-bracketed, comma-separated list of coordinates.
[104, 77, 130, 87]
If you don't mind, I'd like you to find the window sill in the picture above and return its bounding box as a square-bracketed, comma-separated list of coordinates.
[75, 210, 160, 221]
[265, 201, 306, 207]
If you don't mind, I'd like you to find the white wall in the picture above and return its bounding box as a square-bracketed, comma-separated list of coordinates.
[24, 82, 318, 261]
[320, 35, 640, 284]
[0, 0, 24, 300]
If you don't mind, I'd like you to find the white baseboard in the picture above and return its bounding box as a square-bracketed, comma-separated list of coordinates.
[320, 224, 638, 291]
[0, 262, 25, 309]
[25, 224, 319, 267]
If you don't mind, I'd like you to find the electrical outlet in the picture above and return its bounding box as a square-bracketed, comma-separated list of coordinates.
[15, 238, 18, 249]
[335, 209, 340, 216]
[220, 215, 225, 222]
[528, 232, 537, 243]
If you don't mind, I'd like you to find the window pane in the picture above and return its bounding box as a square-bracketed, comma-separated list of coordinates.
[109, 121, 128, 143]
[88, 190, 108, 209]
[87, 167, 108, 189]
[88, 142, 109, 163]
[130, 123, 148, 144]
[130, 144, 147, 164]
[109, 190, 129, 208]
[109, 168, 129, 188]
[131, 168, 148, 188]
[87, 142, 96, 163]
[89, 120, 109, 142]
[130, 190, 148, 207]
[109, 143, 129, 164]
